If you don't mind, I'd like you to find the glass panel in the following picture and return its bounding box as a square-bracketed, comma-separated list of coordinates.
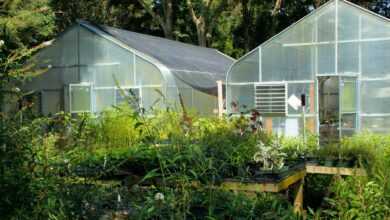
[338, 43, 359, 74]
[361, 116, 390, 133]
[34, 26, 79, 67]
[341, 80, 356, 113]
[227, 84, 254, 113]
[287, 83, 315, 115]
[338, 1, 360, 41]
[317, 2, 335, 42]
[41, 90, 62, 115]
[70, 85, 91, 112]
[361, 80, 390, 114]
[178, 88, 193, 111]
[318, 44, 335, 74]
[135, 56, 164, 86]
[95, 89, 115, 112]
[228, 49, 259, 83]
[79, 28, 134, 86]
[361, 41, 390, 78]
[193, 90, 217, 115]
[142, 87, 164, 110]
[116, 88, 140, 110]
[166, 87, 179, 108]
[361, 13, 390, 39]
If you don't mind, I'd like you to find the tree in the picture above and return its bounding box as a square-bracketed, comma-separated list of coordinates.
[186, 0, 234, 47]
[136, 0, 174, 39]
[0, 0, 55, 49]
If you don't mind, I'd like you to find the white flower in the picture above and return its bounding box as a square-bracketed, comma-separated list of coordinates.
[154, 192, 164, 201]
[0, 40, 4, 47]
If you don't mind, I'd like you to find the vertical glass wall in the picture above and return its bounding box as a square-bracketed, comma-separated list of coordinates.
[227, 0, 390, 137]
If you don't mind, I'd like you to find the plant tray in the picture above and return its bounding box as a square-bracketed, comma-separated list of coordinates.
[245, 161, 306, 183]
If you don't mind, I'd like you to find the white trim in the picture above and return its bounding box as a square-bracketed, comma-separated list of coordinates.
[229, 82, 256, 85]
[360, 76, 390, 81]
[282, 37, 390, 47]
[361, 113, 390, 117]
[259, 47, 262, 82]
[170, 68, 223, 76]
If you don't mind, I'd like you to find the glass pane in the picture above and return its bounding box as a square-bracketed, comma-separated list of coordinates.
[227, 84, 254, 113]
[95, 89, 115, 112]
[361, 80, 390, 114]
[361, 116, 390, 133]
[34, 26, 79, 67]
[142, 87, 164, 110]
[338, 1, 360, 41]
[70, 85, 91, 112]
[318, 44, 335, 74]
[341, 80, 356, 113]
[341, 113, 356, 129]
[193, 90, 217, 115]
[116, 88, 140, 109]
[338, 43, 359, 74]
[317, 2, 335, 42]
[287, 83, 315, 115]
[361, 41, 390, 78]
[361, 13, 390, 39]
[41, 90, 62, 115]
[135, 56, 163, 86]
[228, 49, 259, 83]
[79, 28, 134, 86]
[178, 88, 193, 110]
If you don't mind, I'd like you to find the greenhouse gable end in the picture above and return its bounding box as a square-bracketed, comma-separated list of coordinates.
[226, 0, 390, 140]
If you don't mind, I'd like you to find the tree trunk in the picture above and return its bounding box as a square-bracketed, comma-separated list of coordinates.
[137, 0, 174, 39]
[242, 0, 250, 52]
[272, 0, 283, 16]
[195, 17, 207, 47]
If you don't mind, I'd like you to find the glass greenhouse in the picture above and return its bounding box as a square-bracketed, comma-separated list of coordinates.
[226, 0, 390, 140]
[25, 20, 234, 115]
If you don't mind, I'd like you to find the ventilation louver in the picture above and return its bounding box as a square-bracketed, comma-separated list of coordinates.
[254, 83, 287, 115]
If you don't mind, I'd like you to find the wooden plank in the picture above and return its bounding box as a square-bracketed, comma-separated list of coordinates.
[277, 170, 306, 191]
[222, 181, 279, 193]
[305, 165, 366, 176]
[222, 170, 306, 193]
[293, 180, 304, 214]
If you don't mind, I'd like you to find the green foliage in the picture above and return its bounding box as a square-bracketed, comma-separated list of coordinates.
[323, 176, 390, 219]
[0, 0, 55, 49]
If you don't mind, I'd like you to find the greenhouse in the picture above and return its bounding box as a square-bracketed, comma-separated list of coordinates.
[226, 0, 390, 140]
[25, 20, 234, 115]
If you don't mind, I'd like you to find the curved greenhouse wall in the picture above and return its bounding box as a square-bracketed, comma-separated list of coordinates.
[26, 23, 221, 116]
[227, 0, 390, 138]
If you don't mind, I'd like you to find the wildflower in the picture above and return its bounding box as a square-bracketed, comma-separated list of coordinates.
[154, 192, 164, 201]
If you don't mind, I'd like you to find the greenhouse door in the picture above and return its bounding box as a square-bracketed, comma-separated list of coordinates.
[339, 76, 358, 137]
[318, 76, 340, 143]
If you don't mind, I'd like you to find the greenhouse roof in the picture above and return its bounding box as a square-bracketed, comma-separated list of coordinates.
[79, 20, 234, 94]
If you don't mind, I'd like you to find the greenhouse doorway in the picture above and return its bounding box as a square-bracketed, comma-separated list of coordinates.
[318, 76, 340, 143]
[318, 76, 358, 143]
